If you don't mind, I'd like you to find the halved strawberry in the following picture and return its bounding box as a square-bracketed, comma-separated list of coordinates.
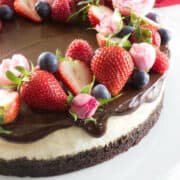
[0, 90, 20, 124]
[57, 60, 93, 95]
[88, 5, 113, 26]
[14, 0, 42, 22]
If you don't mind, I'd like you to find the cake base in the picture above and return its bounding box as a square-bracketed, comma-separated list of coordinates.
[0, 98, 163, 177]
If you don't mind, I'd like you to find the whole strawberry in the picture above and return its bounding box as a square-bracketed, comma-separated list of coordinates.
[20, 70, 68, 111]
[65, 39, 93, 65]
[152, 49, 169, 74]
[51, 0, 76, 22]
[91, 46, 134, 96]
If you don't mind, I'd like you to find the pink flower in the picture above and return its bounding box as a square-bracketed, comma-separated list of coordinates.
[130, 43, 156, 71]
[0, 54, 29, 85]
[70, 94, 99, 119]
[95, 9, 122, 36]
[113, 0, 155, 15]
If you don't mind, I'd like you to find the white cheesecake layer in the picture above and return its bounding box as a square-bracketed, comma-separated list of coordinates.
[0, 85, 164, 161]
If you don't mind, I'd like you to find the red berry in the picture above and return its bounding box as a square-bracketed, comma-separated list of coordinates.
[0, 90, 20, 124]
[57, 59, 92, 95]
[91, 46, 134, 96]
[0, 0, 15, 9]
[65, 39, 93, 65]
[152, 49, 169, 74]
[20, 70, 67, 111]
[51, 0, 76, 22]
[14, 0, 42, 22]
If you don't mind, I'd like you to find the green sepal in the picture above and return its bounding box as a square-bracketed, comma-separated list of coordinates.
[0, 127, 11, 135]
[5, 71, 22, 84]
[80, 75, 95, 94]
[56, 49, 64, 63]
[0, 84, 17, 90]
[118, 33, 132, 50]
[84, 117, 97, 124]
[67, 91, 74, 105]
[141, 28, 152, 43]
[69, 110, 78, 122]
[99, 93, 123, 106]
[15, 66, 29, 76]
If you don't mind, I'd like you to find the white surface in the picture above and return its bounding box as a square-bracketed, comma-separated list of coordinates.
[1, 5, 180, 180]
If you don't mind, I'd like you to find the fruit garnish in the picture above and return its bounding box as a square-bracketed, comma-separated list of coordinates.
[57, 59, 93, 95]
[158, 28, 172, 45]
[117, 25, 135, 38]
[35, 1, 51, 19]
[152, 49, 169, 74]
[0, 0, 15, 9]
[0, 5, 14, 21]
[113, 0, 155, 15]
[65, 39, 93, 65]
[132, 69, 150, 89]
[14, 0, 42, 22]
[88, 5, 113, 26]
[6, 68, 68, 111]
[51, 0, 76, 22]
[0, 54, 30, 85]
[37, 52, 59, 73]
[92, 84, 111, 99]
[95, 8, 123, 36]
[91, 46, 134, 96]
[0, 89, 20, 125]
[130, 42, 156, 71]
[146, 12, 160, 23]
[70, 93, 99, 120]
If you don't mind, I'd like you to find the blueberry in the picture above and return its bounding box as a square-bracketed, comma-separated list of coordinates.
[117, 26, 135, 38]
[146, 12, 160, 23]
[35, 2, 51, 19]
[0, 5, 14, 21]
[38, 52, 59, 73]
[158, 28, 171, 45]
[132, 70, 150, 89]
[92, 84, 111, 99]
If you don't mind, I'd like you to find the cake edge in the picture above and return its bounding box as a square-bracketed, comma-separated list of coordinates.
[0, 97, 163, 177]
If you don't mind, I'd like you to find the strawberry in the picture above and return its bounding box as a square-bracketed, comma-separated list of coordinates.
[65, 39, 93, 65]
[0, 90, 20, 124]
[20, 70, 68, 111]
[51, 0, 76, 22]
[57, 59, 92, 95]
[0, 0, 15, 9]
[131, 24, 161, 47]
[14, 0, 42, 22]
[91, 46, 134, 96]
[88, 5, 113, 26]
[152, 49, 169, 74]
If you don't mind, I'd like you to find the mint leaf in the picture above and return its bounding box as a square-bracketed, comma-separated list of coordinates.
[0, 127, 11, 135]
[67, 91, 74, 105]
[84, 117, 97, 124]
[69, 110, 78, 122]
[99, 93, 123, 106]
[80, 75, 95, 94]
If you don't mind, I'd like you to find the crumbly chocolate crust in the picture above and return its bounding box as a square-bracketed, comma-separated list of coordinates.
[0, 98, 163, 177]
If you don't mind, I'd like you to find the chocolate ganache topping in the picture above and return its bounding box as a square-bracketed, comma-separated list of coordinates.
[0, 18, 166, 143]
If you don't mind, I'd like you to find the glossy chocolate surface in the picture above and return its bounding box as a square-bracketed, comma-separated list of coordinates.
[0, 17, 165, 143]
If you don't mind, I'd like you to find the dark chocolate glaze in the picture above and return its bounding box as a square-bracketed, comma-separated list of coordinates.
[0, 17, 165, 143]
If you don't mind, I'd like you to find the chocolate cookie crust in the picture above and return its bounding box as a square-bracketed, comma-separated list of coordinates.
[0, 98, 163, 177]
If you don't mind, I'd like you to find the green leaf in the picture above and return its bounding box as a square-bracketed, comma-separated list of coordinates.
[56, 49, 64, 63]
[80, 75, 96, 94]
[67, 91, 74, 105]
[69, 110, 78, 122]
[0, 127, 11, 135]
[6, 71, 22, 84]
[141, 29, 152, 43]
[97, 107, 104, 112]
[15, 66, 29, 76]
[135, 24, 141, 42]
[67, 6, 88, 22]
[99, 93, 123, 106]
[118, 33, 132, 50]
[84, 117, 97, 124]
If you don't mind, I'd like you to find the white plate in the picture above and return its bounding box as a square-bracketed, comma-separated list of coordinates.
[1, 5, 180, 180]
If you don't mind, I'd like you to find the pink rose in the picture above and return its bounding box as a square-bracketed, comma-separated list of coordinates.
[70, 94, 99, 119]
[95, 9, 122, 36]
[130, 43, 156, 71]
[113, 0, 155, 15]
[0, 54, 29, 85]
